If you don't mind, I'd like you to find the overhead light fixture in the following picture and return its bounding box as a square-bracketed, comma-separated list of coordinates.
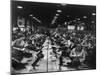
[92, 13, 96, 16]
[29, 14, 33, 17]
[56, 14, 59, 16]
[83, 16, 87, 18]
[64, 22, 67, 25]
[57, 10, 62, 12]
[17, 6, 23, 9]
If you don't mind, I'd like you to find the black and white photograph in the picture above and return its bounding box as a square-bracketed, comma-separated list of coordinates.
[11, 0, 96, 74]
